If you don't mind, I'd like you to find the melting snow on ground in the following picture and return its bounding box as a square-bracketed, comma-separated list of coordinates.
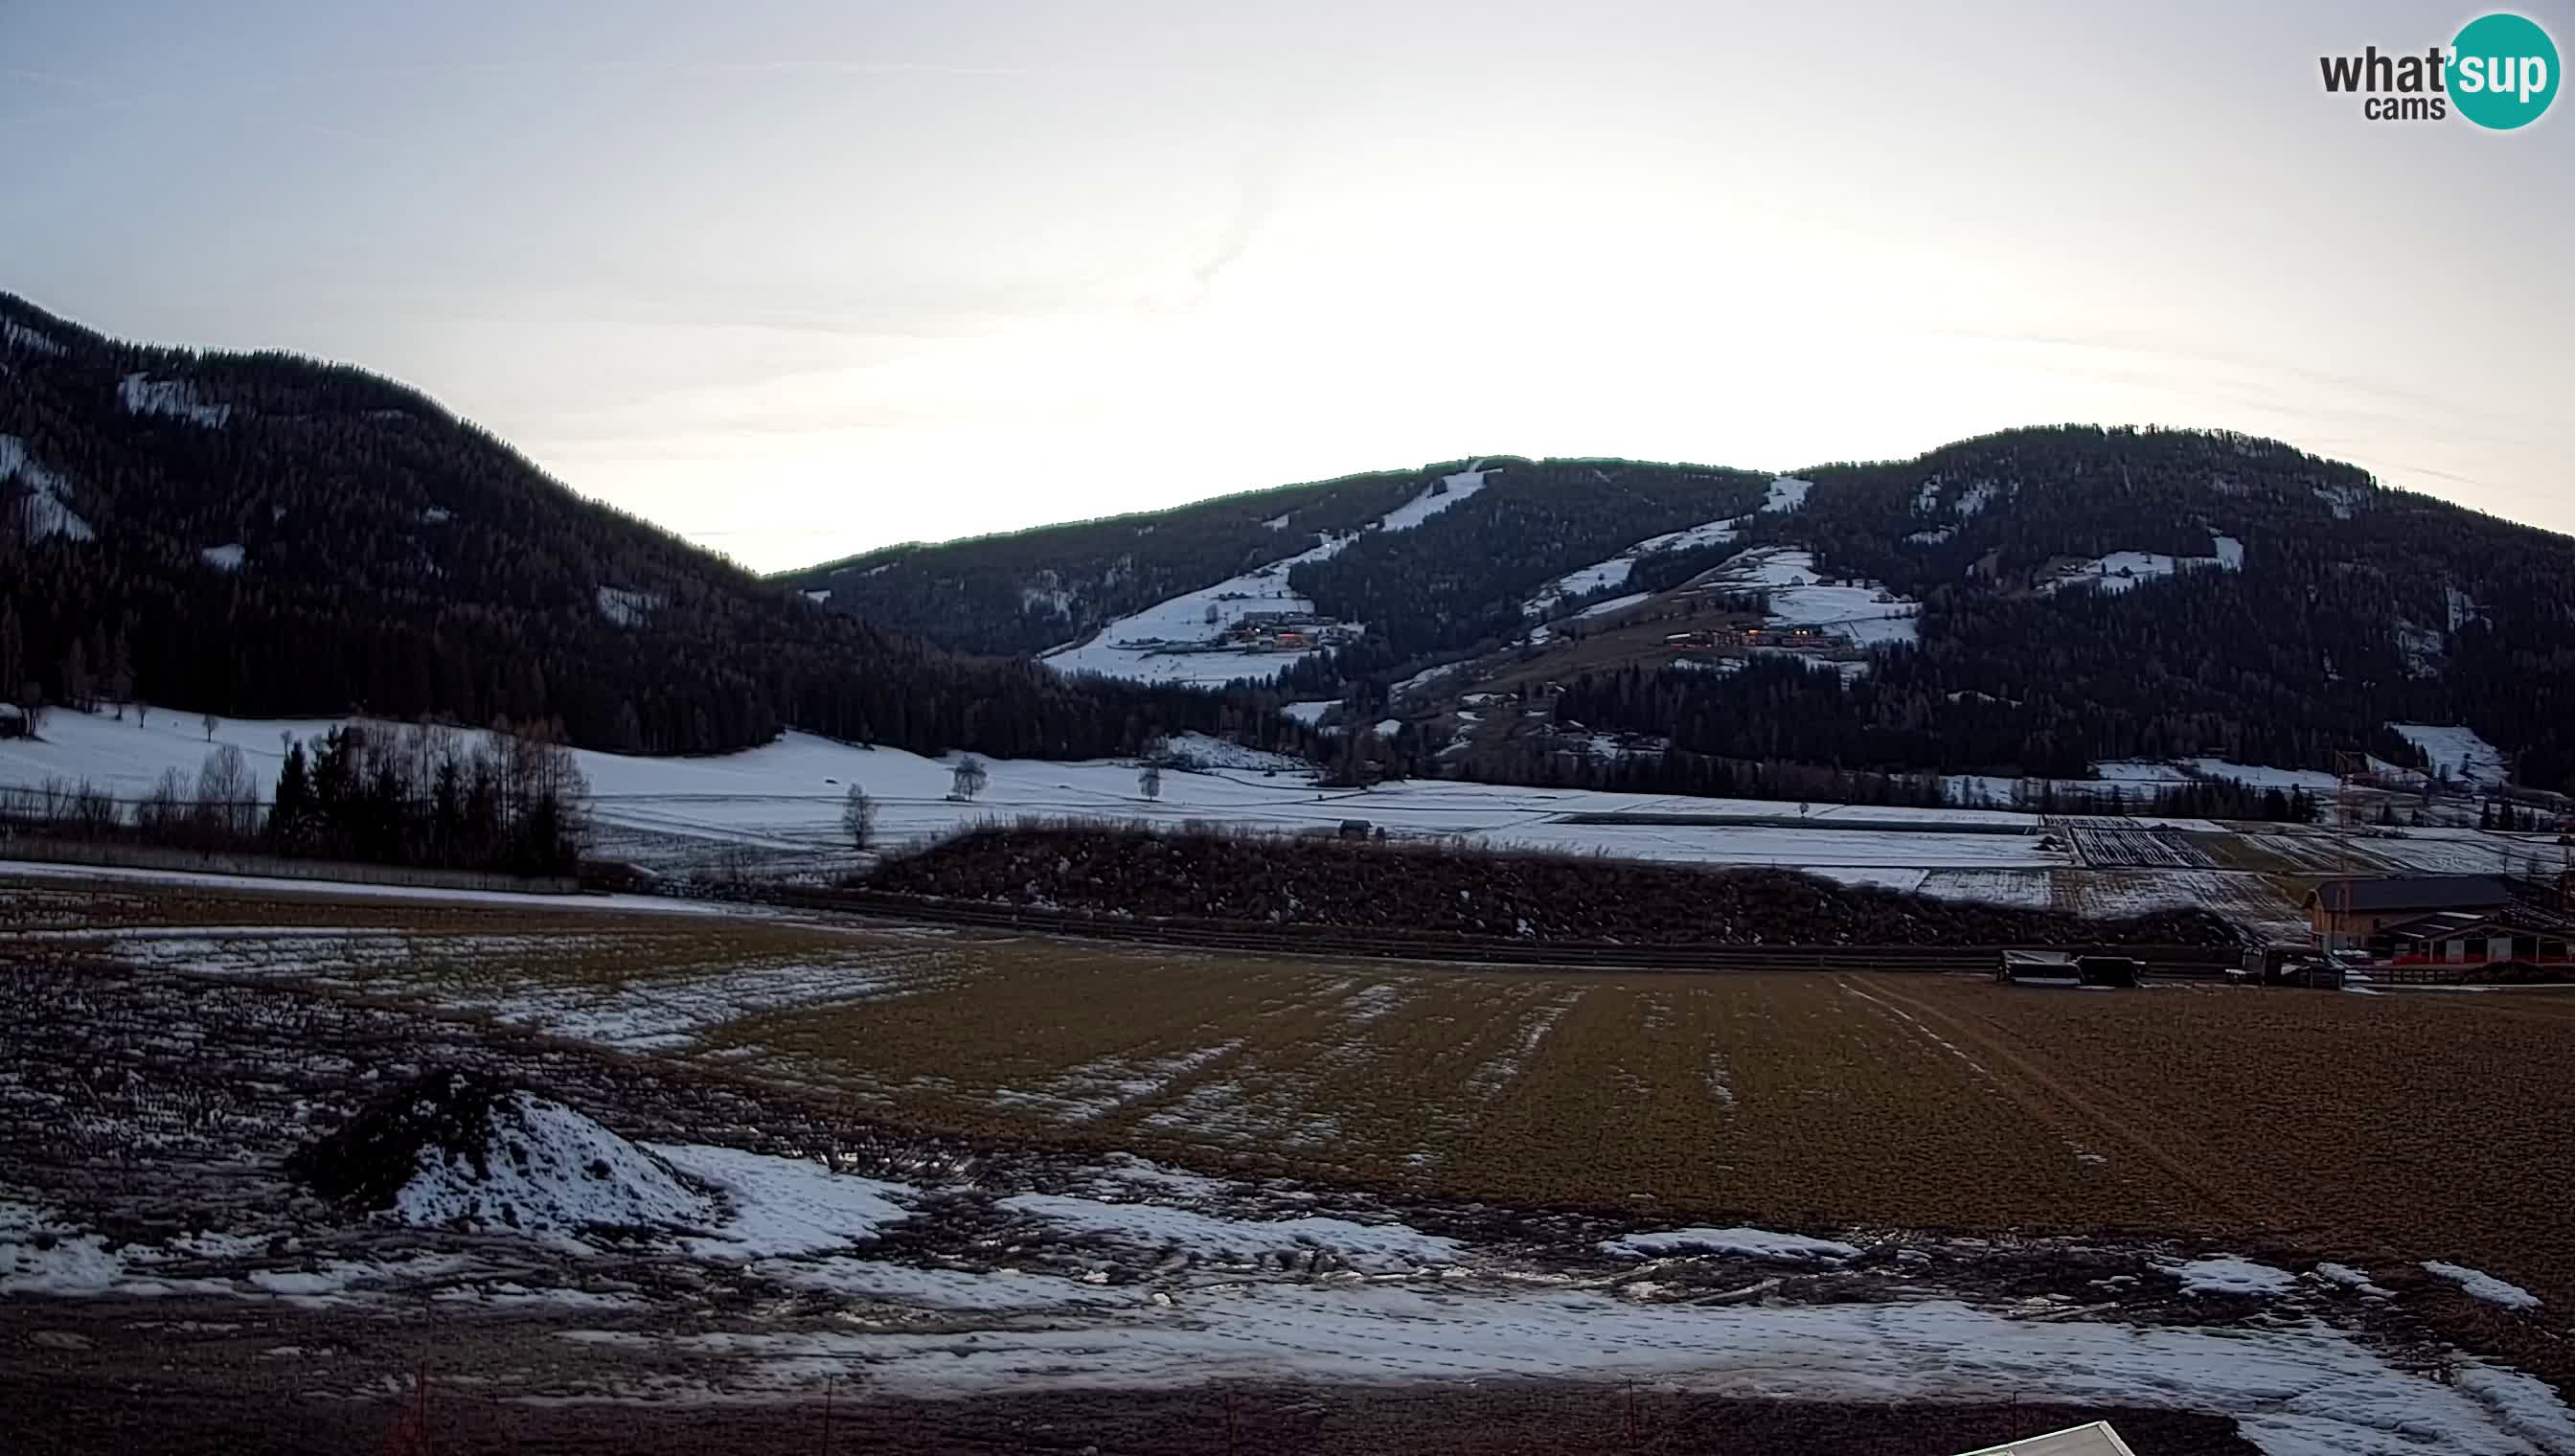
[199, 543, 245, 572]
[651, 1144, 913, 1259]
[1600, 1227, 1862, 1263]
[2424, 1261, 2541, 1310]
[558, 1282, 2575, 1452]
[997, 1194, 1462, 1273]
[2164, 1255, 2298, 1297]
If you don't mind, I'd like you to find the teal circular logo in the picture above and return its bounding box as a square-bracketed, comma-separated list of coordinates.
[2452, 12, 2559, 128]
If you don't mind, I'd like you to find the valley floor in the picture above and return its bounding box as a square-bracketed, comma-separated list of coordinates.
[7, 876, 2575, 1453]
[7, 707, 2560, 944]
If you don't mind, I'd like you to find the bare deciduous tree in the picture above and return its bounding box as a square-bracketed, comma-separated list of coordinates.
[949, 756, 988, 802]
[841, 783, 877, 850]
[1139, 762, 1163, 802]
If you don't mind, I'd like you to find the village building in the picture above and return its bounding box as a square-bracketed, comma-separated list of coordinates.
[2304, 875, 2511, 948]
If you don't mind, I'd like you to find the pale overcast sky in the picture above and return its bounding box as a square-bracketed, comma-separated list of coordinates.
[5, 1, 2568, 569]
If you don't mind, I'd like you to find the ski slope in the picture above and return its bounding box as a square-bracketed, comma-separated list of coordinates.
[1040, 467, 1491, 687]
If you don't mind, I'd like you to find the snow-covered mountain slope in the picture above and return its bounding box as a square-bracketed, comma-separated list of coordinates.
[1041, 468, 1491, 687]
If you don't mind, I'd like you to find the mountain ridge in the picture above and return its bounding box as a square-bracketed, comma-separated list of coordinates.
[778, 428, 2575, 793]
[0, 290, 1298, 763]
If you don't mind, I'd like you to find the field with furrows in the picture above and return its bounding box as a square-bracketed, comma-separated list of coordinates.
[17, 874, 2575, 1437]
[30, 876, 2574, 1288]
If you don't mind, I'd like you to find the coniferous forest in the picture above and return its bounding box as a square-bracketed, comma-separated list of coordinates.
[0, 293, 1297, 762]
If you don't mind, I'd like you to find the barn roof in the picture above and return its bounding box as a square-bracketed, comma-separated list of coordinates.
[2306, 875, 2510, 913]
[1955, 1422, 2137, 1456]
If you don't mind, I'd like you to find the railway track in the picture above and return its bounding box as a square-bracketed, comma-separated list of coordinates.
[767, 887, 2241, 977]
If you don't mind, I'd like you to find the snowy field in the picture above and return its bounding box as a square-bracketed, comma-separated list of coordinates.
[0, 707, 2326, 928]
[12, 871, 2575, 1449]
[2039, 538, 2245, 596]
[1696, 546, 1921, 648]
[2392, 722, 2511, 789]
[6, 705, 2538, 935]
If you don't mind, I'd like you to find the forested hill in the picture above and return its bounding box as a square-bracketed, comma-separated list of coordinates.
[780, 427, 2575, 792]
[779, 458, 1776, 660]
[0, 293, 1282, 760]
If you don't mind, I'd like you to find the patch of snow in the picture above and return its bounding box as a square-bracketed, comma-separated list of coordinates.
[421, 507, 453, 525]
[1761, 476, 1812, 513]
[1523, 557, 1637, 618]
[1601, 1227, 1861, 1263]
[1696, 547, 1918, 648]
[2423, 1261, 2541, 1310]
[2394, 620, 2446, 677]
[199, 543, 245, 572]
[1280, 700, 1336, 727]
[2165, 1256, 2297, 1297]
[555, 1285, 2575, 1452]
[1261, 512, 1291, 530]
[651, 1144, 913, 1259]
[2447, 584, 2485, 633]
[1954, 480, 2002, 516]
[2, 320, 66, 355]
[2181, 759, 2339, 791]
[2315, 483, 2368, 520]
[118, 373, 232, 428]
[1571, 591, 1650, 622]
[2389, 724, 2509, 790]
[596, 585, 661, 628]
[1376, 466, 1492, 534]
[2040, 544, 2241, 597]
[756, 1258, 1151, 1309]
[1374, 717, 1403, 739]
[2314, 1263, 2391, 1297]
[0, 435, 93, 541]
[996, 1193, 1461, 1272]
[1158, 732, 1309, 774]
[801, 588, 831, 604]
[1905, 527, 1954, 545]
[1524, 515, 1745, 619]
[386, 1093, 716, 1241]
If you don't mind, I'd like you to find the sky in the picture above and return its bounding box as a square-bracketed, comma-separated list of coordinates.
[4, 0, 2569, 571]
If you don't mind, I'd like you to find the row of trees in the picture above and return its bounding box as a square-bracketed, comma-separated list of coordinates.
[264, 718, 588, 876]
[0, 715, 590, 878]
